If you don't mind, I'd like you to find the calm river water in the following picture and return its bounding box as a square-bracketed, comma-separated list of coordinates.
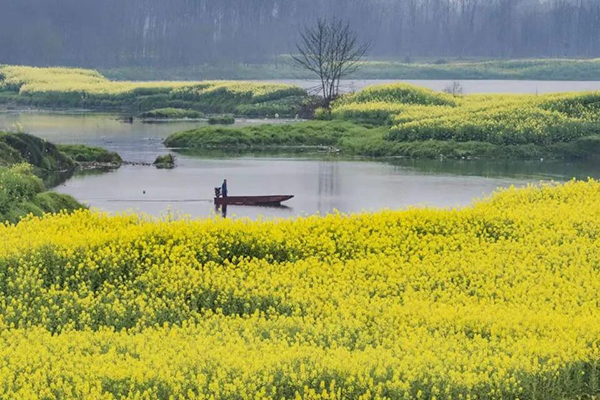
[1, 109, 598, 219]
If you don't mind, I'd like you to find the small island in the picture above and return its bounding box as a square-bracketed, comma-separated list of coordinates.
[137, 108, 204, 120]
[165, 83, 600, 160]
[153, 154, 175, 169]
[57, 144, 122, 169]
[207, 114, 235, 125]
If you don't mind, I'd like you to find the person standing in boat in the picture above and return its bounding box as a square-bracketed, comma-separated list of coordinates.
[221, 179, 228, 198]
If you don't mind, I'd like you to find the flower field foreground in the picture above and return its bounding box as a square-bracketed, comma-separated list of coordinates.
[2, 181, 600, 398]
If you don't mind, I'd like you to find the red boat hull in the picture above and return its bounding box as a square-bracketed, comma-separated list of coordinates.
[214, 195, 294, 206]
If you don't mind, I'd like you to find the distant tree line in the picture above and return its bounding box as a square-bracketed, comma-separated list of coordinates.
[0, 0, 599, 67]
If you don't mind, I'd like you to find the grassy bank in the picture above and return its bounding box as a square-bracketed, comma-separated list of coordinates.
[0, 132, 120, 222]
[330, 84, 600, 159]
[0, 163, 83, 224]
[57, 144, 122, 167]
[102, 58, 600, 81]
[207, 114, 235, 125]
[0, 131, 122, 170]
[153, 154, 175, 169]
[0, 65, 307, 117]
[2, 181, 600, 397]
[165, 88, 600, 160]
[164, 121, 384, 150]
[0, 131, 75, 170]
[331, 84, 600, 144]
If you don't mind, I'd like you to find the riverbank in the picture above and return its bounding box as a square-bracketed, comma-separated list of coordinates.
[57, 144, 123, 169]
[165, 83, 600, 160]
[0, 131, 125, 223]
[164, 121, 600, 160]
[102, 58, 600, 81]
[0, 164, 82, 224]
[0, 65, 308, 117]
[0, 131, 122, 171]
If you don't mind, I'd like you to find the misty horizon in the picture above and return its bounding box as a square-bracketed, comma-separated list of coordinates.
[1, 0, 599, 68]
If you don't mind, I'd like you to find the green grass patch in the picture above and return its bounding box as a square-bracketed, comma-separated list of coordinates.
[383, 92, 600, 146]
[309, 83, 600, 159]
[235, 95, 306, 118]
[153, 154, 175, 169]
[0, 131, 122, 191]
[0, 132, 122, 171]
[165, 118, 600, 161]
[164, 121, 379, 149]
[0, 132, 75, 171]
[328, 84, 457, 125]
[341, 136, 600, 160]
[57, 144, 122, 166]
[207, 114, 235, 125]
[137, 108, 204, 119]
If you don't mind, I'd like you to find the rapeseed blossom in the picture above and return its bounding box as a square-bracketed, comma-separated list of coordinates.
[0, 181, 600, 398]
[0, 65, 302, 100]
[329, 83, 600, 145]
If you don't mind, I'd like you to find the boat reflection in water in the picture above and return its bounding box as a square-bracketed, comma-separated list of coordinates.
[215, 203, 293, 218]
[213, 187, 294, 218]
[215, 204, 228, 218]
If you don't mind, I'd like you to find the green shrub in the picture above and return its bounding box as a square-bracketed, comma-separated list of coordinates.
[0, 132, 74, 171]
[335, 83, 456, 107]
[129, 94, 170, 111]
[573, 135, 600, 156]
[0, 164, 44, 214]
[314, 108, 332, 120]
[208, 115, 235, 125]
[33, 191, 82, 214]
[330, 84, 456, 126]
[0, 140, 24, 167]
[164, 121, 382, 149]
[153, 154, 175, 169]
[387, 101, 600, 145]
[235, 96, 304, 118]
[57, 144, 122, 165]
[0, 163, 84, 224]
[138, 108, 204, 119]
[540, 92, 600, 119]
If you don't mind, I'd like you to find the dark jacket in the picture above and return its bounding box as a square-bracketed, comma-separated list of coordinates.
[221, 182, 228, 197]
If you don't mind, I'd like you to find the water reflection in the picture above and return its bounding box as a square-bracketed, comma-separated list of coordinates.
[41, 169, 74, 188]
[316, 161, 340, 213]
[215, 204, 228, 218]
[215, 203, 294, 219]
[388, 159, 600, 181]
[318, 162, 338, 196]
[45, 167, 120, 189]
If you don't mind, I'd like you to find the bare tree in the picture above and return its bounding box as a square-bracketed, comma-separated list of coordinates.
[292, 18, 370, 108]
[443, 81, 464, 96]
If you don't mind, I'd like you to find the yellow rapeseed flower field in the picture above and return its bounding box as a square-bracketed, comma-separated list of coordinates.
[330, 84, 600, 146]
[0, 65, 303, 102]
[0, 180, 600, 398]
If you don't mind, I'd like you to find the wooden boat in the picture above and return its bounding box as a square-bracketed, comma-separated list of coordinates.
[214, 195, 294, 206]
